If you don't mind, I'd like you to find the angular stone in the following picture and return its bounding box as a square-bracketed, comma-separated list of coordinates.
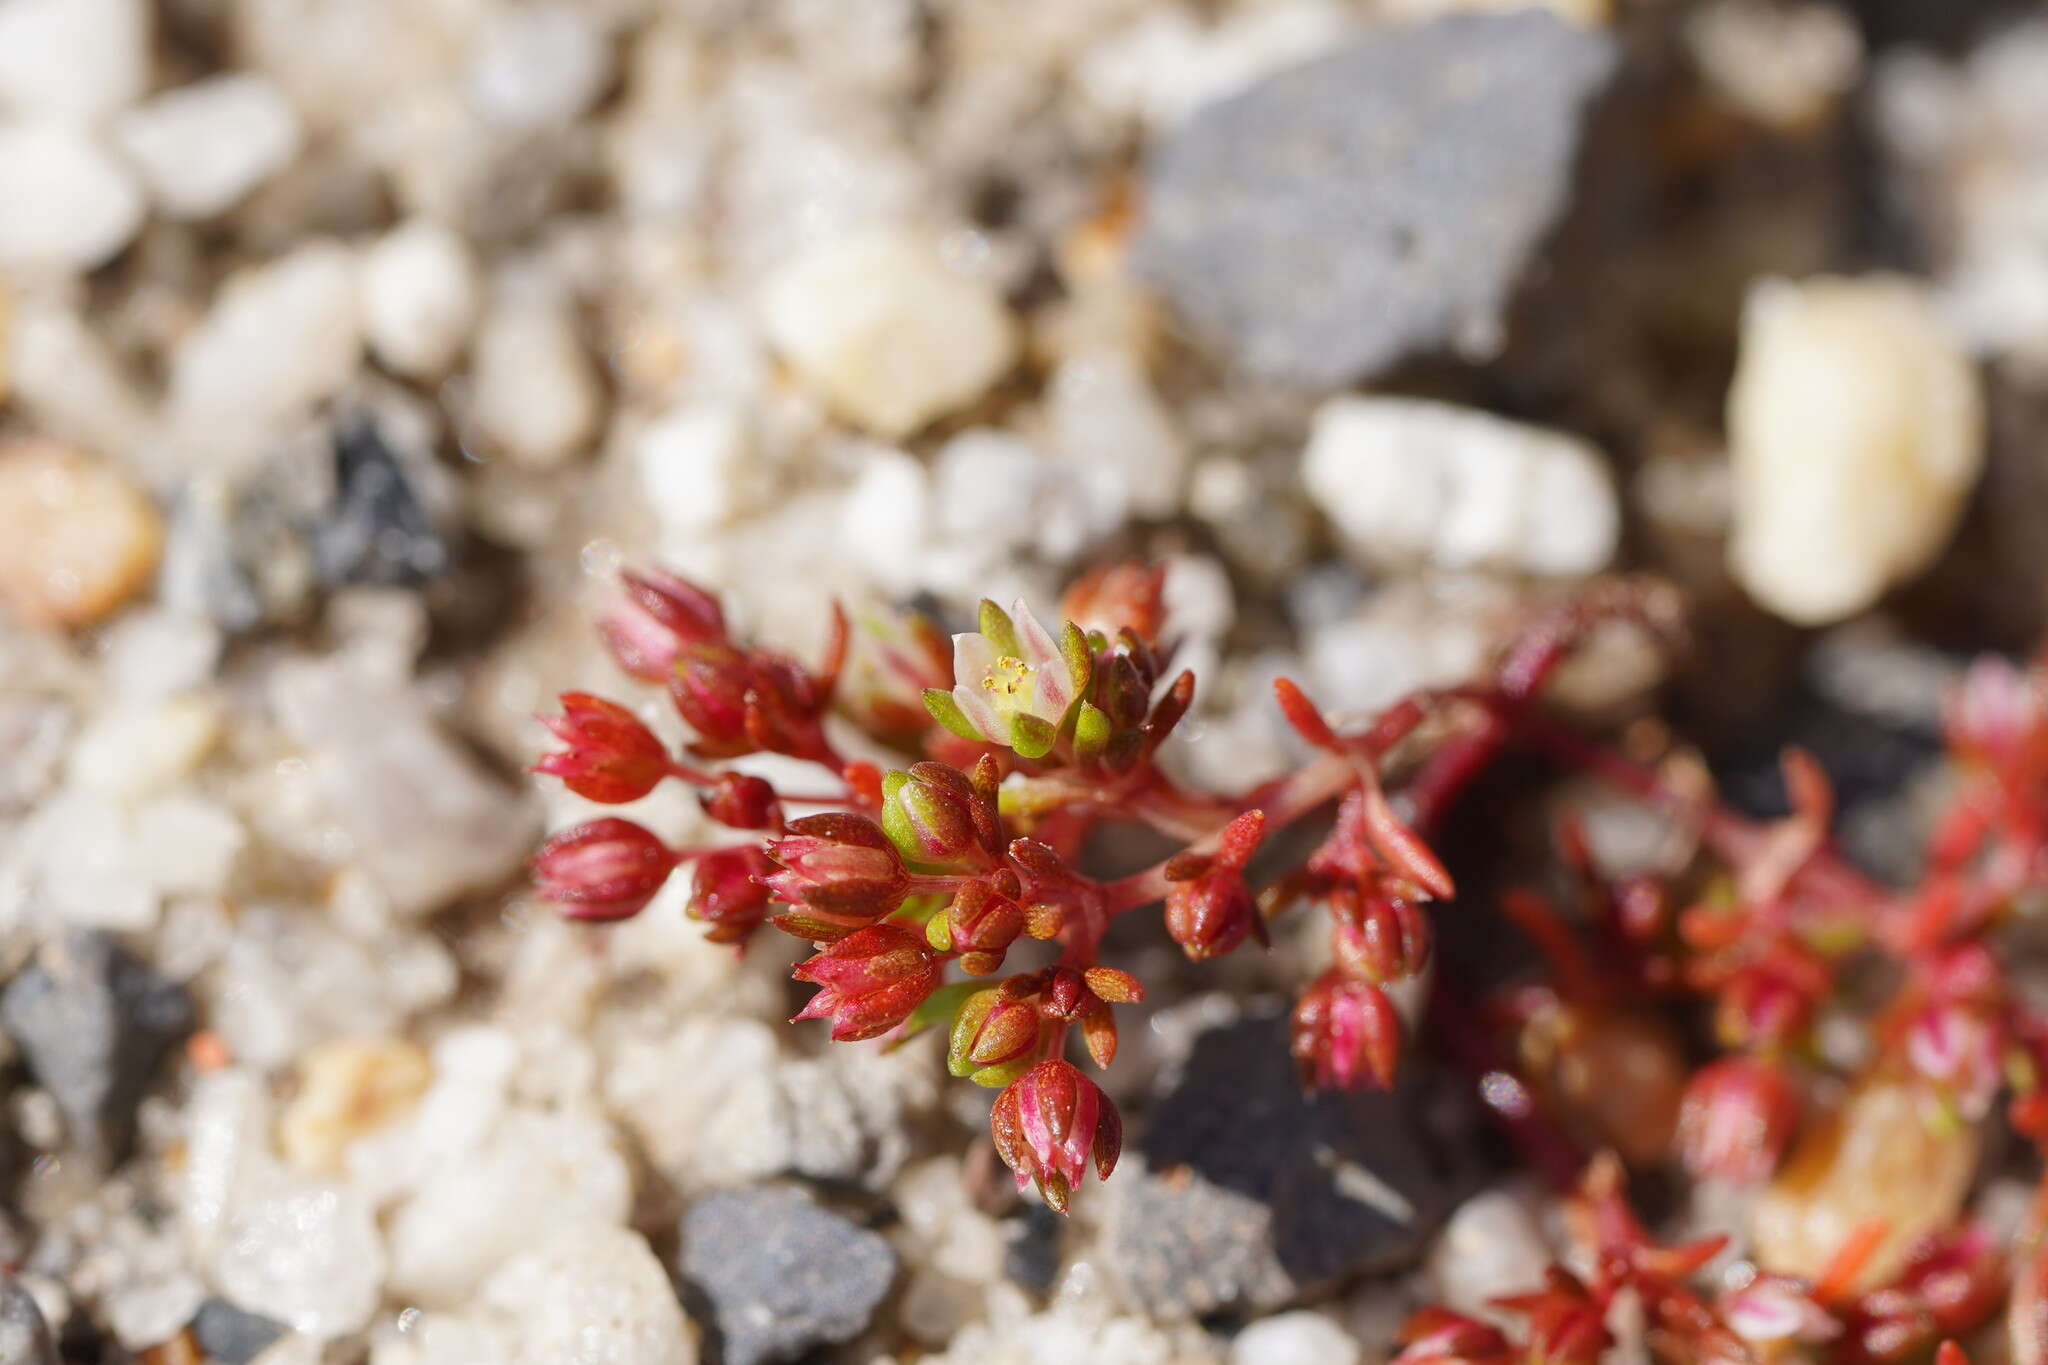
[0, 1274, 57, 1365]
[310, 416, 453, 588]
[1135, 13, 1616, 387]
[679, 1185, 896, 1365]
[189, 1298, 286, 1365]
[0, 931, 194, 1165]
[1108, 1011, 1451, 1318]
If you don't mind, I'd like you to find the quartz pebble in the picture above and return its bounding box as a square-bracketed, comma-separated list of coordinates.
[64, 695, 223, 801]
[1045, 351, 1187, 519]
[269, 650, 537, 918]
[168, 242, 363, 476]
[1726, 275, 1983, 625]
[1303, 398, 1619, 578]
[113, 74, 302, 220]
[361, 221, 481, 378]
[0, 440, 161, 627]
[466, 2, 613, 131]
[1230, 1312, 1362, 1365]
[635, 402, 763, 538]
[480, 1223, 695, 1365]
[0, 121, 145, 271]
[759, 232, 1019, 438]
[1425, 1188, 1552, 1316]
[469, 300, 602, 469]
[278, 1036, 432, 1175]
[212, 1176, 386, 1338]
[0, 0, 149, 119]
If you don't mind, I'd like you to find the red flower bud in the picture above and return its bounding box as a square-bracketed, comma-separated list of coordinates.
[600, 569, 726, 680]
[1393, 1307, 1513, 1365]
[1333, 895, 1433, 983]
[702, 772, 780, 829]
[944, 880, 1024, 974]
[532, 693, 672, 804]
[1677, 1056, 1800, 1182]
[532, 817, 677, 922]
[1165, 871, 1257, 960]
[686, 846, 775, 944]
[990, 1058, 1121, 1214]
[1060, 561, 1167, 643]
[947, 987, 1043, 1087]
[1905, 1002, 2004, 1122]
[1291, 970, 1402, 1091]
[669, 641, 757, 758]
[791, 923, 940, 1042]
[763, 813, 910, 921]
[881, 762, 997, 864]
[1720, 1272, 1840, 1347]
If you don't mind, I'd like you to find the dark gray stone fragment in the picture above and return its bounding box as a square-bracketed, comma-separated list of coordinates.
[191, 1298, 288, 1365]
[310, 414, 451, 588]
[678, 1184, 896, 1365]
[1108, 1010, 1452, 1318]
[0, 931, 195, 1166]
[0, 1274, 57, 1365]
[1134, 12, 1617, 388]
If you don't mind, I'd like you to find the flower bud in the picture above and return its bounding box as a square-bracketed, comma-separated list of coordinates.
[532, 818, 677, 922]
[1393, 1308, 1513, 1365]
[686, 846, 775, 944]
[947, 987, 1042, 1087]
[791, 923, 940, 1042]
[1165, 870, 1257, 961]
[532, 693, 671, 804]
[989, 1058, 1121, 1214]
[601, 569, 726, 680]
[1677, 1056, 1800, 1182]
[1334, 895, 1432, 984]
[702, 772, 779, 829]
[1291, 970, 1402, 1091]
[763, 813, 910, 920]
[942, 880, 1024, 974]
[1060, 561, 1166, 643]
[1905, 1002, 2004, 1122]
[881, 762, 995, 864]
[1719, 1273, 1840, 1347]
[669, 641, 757, 758]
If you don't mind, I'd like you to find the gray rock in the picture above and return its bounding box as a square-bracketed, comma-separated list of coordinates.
[1134, 12, 1616, 388]
[310, 415, 452, 589]
[0, 1275, 56, 1365]
[191, 1297, 288, 1365]
[1002, 1204, 1063, 1298]
[0, 931, 194, 1166]
[678, 1184, 896, 1365]
[1108, 1011, 1451, 1319]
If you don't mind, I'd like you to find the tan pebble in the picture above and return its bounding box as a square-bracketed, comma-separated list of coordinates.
[0, 440, 160, 627]
[279, 1036, 432, 1175]
[1752, 1075, 1978, 1291]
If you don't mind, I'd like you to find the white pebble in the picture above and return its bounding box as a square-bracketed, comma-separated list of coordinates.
[1426, 1188, 1552, 1316]
[1303, 397, 1620, 578]
[635, 402, 761, 537]
[0, 0, 150, 119]
[169, 241, 362, 475]
[1727, 275, 1983, 626]
[0, 121, 145, 271]
[759, 231, 1018, 438]
[481, 1223, 695, 1365]
[1231, 1312, 1362, 1365]
[838, 444, 930, 595]
[64, 695, 223, 800]
[1046, 351, 1187, 519]
[213, 1179, 386, 1338]
[112, 74, 302, 220]
[361, 220, 480, 378]
[467, 2, 613, 131]
[469, 300, 601, 469]
[385, 1110, 632, 1306]
[130, 793, 245, 897]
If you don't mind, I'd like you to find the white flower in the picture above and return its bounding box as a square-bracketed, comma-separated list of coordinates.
[926, 599, 1084, 758]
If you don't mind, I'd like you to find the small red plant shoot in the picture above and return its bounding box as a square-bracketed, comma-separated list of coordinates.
[529, 550, 2048, 1365]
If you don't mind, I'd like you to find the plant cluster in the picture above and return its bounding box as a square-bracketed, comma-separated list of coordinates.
[531, 561, 2048, 1362]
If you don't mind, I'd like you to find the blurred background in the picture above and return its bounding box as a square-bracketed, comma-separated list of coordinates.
[1, 0, 2046, 1361]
